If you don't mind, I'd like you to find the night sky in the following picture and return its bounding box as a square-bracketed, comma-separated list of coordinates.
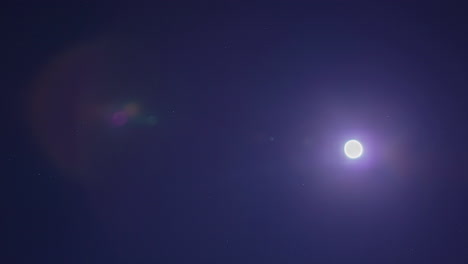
[3, 2, 468, 263]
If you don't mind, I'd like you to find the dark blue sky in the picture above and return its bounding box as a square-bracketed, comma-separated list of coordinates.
[3, 2, 468, 263]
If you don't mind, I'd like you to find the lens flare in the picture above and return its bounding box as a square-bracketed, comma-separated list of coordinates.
[111, 111, 129, 127]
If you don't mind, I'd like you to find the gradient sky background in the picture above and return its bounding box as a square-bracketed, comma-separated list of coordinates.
[3, 2, 468, 263]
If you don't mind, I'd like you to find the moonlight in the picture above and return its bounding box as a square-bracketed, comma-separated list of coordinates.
[344, 140, 363, 159]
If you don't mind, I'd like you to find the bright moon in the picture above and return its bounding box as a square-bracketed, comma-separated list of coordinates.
[344, 140, 363, 159]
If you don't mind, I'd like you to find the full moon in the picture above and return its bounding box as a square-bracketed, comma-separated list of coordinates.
[344, 140, 363, 159]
